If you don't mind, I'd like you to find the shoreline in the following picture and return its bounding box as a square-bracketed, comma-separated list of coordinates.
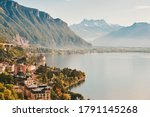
[26, 47, 150, 55]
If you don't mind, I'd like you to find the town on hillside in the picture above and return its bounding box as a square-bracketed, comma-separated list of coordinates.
[0, 43, 85, 100]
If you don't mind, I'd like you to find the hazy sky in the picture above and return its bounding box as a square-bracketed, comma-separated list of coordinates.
[14, 0, 150, 25]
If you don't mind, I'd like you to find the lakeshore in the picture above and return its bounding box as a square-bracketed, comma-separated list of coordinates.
[26, 46, 150, 55]
[0, 45, 86, 100]
[1, 43, 150, 100]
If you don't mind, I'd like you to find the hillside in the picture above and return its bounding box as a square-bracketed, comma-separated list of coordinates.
[0, 0, 91, 48]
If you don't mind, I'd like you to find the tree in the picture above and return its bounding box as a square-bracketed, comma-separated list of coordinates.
[62, 93, 71, 100]
[5, 84, 13, 90]
[0, 72, 15, 84]
[17, 92, 24, 100]
[37, 72, 48, 84]
[11, 90, 19, 100]
[47, 71, 53, 79]
[0, 92, 4, 100]
[51, 89, 59, 100]
[36, 64, 49, 83]
[35, 65, 46, 74]
[4, 89, 11, 100]
[0, 83, 5, 92]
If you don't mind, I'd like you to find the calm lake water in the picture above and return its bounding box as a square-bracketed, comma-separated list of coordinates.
[46, 53, 150, 100]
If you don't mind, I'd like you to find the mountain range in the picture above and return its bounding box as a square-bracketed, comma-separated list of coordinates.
[93, 22, 150, 47]
[70, 19, 122, 42]
[0, 0, 91, 48]
[1, 0, 150, 48]
[102, 22, 150, 39]
[71, 19, 150, 47]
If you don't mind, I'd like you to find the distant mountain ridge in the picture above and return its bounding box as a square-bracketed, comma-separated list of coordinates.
[70, 19, 123, 42]
[0, 0, 91, 48]
[104, 22, 150, 39]
[93, 22, 150, 47]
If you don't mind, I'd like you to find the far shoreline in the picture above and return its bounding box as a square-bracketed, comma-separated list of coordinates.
[26, 46, 150, 55]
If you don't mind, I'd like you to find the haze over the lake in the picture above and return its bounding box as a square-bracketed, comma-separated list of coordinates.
[14, 0, 150, 25]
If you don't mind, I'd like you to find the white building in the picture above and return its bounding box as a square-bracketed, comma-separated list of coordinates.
[0, 63, 6, 74]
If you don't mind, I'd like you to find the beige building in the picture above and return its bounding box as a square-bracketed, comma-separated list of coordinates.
[30, 87, 51, 100]
[27, 65, 36, 73]
[24, 77, 37, 86]
[24, 81, 51, 100]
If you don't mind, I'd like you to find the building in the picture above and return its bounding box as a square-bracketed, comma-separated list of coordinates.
[27, 65, 36, 73]
[30, 86, 51, 100]
[24, 77, 37, 86]
[15, 71, 26, 85]
[25, 83, 51, 100]
[0, 63, 6, 74]
[25, 84, 38, 99]
[0, 62, 10, 73]
[15, 64, 27, 75]
[0, 62, 15, 74]
[6, 64, 15, 73]
[24, 78, 51, 100]
[0, 43, 14, 51]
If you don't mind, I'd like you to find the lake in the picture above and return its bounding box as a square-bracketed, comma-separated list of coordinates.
[45, 53, 150, 100]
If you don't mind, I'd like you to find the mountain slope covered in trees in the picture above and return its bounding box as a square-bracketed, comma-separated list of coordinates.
[0, 0, 91, 48]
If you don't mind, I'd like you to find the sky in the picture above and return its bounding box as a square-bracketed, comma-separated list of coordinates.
[14, 0, 150, 26]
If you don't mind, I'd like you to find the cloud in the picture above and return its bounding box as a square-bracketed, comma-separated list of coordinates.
[136, 5, 150, 9]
